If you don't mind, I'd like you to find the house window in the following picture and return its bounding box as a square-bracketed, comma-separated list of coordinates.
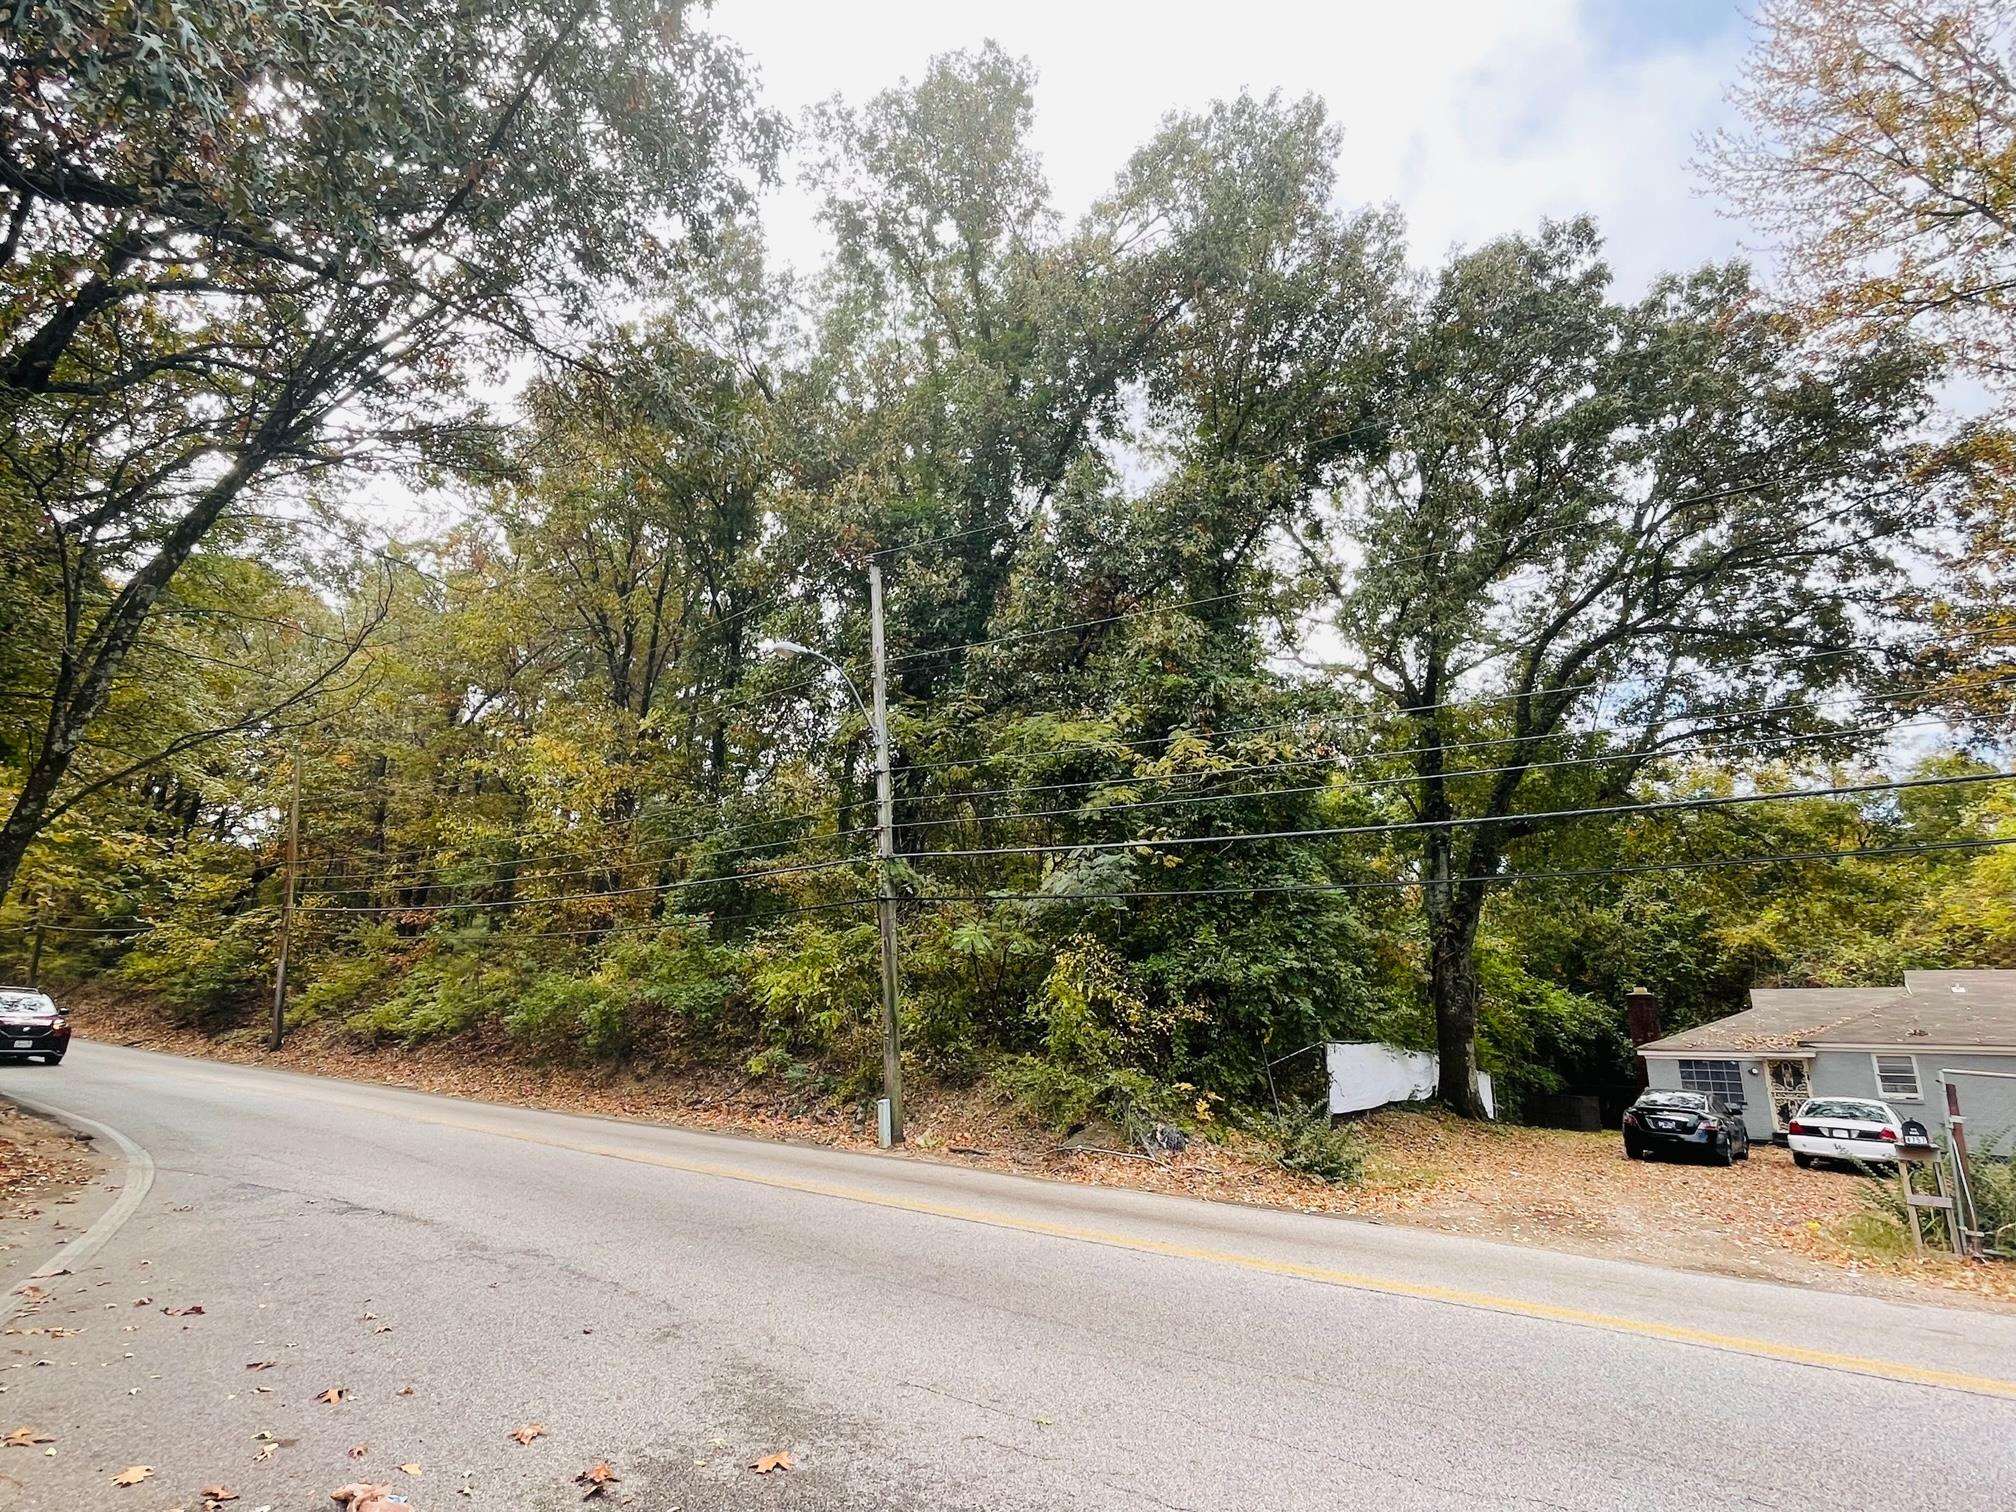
[1678, 1059, 1745, 1107]
[1873, 1054, 1921, 1101]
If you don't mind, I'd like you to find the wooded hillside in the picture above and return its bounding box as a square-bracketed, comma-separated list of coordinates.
[5, 18, 2013, 1146]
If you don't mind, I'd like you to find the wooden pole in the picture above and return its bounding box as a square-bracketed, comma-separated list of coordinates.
[270, 740, 301, 1051]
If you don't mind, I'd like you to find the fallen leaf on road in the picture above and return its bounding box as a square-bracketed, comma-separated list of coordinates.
[200, 1487, 237, 1503]
[329, 1483, 399, 1512]
[347, 1443, 367, 1459]
[395, 1385, 414, 1397]
[111, 1464, 153, 1485]
[132, 1297, 151, 1307]
[3, 1426, 54, 1447]
[253, 1444, 275, 1463]
[509, 1422, 545, 1446]
[316, 1387, 345, 1405]
[750, 1451, 794, 1474]
[163, 1305, 205, 1317]
[371, 1325, 392, 1335]
[244, 1360, 275, 1372]
[575, 1461, 620, 1498]
[397, 1463, 420, 1476]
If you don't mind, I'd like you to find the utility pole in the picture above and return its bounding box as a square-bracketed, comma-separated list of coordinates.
[867, 560, 905, 1144]
[27, 900, 45, 989]
[270, 739, 301, 1051]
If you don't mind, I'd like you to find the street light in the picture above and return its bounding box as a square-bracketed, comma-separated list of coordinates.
[757, 598, 906, 1145]
[756, 638, 868, 720]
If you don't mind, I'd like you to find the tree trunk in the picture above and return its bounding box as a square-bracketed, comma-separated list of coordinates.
[1426, 878, 1489, 1117]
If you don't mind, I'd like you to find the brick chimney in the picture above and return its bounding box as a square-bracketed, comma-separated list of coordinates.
[1625, 986, 1660, 1092]
[1624, 986, 1662, 1047]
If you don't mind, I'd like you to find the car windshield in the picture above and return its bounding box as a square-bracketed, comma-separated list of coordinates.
[0, 991, 54, 1015]
[1637, 1092, 1707, 1110]
[1800, 1099, 1888, 1121]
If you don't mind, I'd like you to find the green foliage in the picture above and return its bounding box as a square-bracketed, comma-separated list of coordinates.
[1268, 1103, 1366, 1185]
[506, 924, 744, 1061]
[746, 922, 882, 1083]
[5, 33, 2009, 1143]
[116, 909, 273, 1028]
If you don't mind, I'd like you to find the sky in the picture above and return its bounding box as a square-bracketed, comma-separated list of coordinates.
[712, 0, 1758, 295]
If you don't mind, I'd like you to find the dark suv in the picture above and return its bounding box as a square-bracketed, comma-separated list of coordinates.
[0, 989, 70, 1065]
[1622, 1089, 1750, 1165]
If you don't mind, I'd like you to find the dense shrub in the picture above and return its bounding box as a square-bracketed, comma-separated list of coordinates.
[1268, 1102, 1366, 1184]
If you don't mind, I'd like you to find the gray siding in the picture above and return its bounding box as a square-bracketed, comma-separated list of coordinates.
[1809, 1050, 2016, 1150]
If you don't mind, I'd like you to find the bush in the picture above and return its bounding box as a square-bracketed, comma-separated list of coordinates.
[116, 910, 274, 1027]
[1268, 1102, 1365, 1184]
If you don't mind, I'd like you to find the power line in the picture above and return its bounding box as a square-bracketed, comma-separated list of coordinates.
[301, 820, 877, 900]
[888, 674, 1998, 811]
[905, 834, 2016, 909]
[293, 853, 864, 917]
[892, 714, 1954, 835]
[891, 628, 1999, 777]
[906, 770, 2016, 864]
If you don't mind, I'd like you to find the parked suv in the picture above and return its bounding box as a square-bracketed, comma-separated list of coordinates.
[0, 988, 70, 1065]
[1622, 1089, 1751, 1165]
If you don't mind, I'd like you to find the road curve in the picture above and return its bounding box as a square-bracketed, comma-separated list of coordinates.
[2, 1039, 2012, 1510]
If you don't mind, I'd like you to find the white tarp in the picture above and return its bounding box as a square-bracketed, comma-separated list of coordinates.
[1326, 1042, 1495, 1118]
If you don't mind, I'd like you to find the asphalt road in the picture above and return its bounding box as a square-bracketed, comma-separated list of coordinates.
[2, 1041, 2013, 1511]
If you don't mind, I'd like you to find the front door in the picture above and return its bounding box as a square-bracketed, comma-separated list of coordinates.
[1765, 1059, 1811, 1135]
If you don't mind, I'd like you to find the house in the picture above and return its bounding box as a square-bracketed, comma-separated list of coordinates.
[1636, 970, 2016, 1147]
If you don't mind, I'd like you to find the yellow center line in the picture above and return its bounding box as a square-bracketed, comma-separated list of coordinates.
[333, 1095, 2016, 1405]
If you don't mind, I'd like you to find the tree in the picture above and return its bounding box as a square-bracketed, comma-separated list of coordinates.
[0, 0, 778, 902]
[1306, 220, 1967, 1114]
[1702, 0, 2016, 394]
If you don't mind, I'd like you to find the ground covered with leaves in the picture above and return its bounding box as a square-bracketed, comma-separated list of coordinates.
[0, 1102, 98, 1241]
[68, 988, 2016, 1311]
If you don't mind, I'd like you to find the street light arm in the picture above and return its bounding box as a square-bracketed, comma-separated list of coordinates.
[757, 638, 872, 725]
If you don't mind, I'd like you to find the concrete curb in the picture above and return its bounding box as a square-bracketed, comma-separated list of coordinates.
[1, 1090, 155, 1324]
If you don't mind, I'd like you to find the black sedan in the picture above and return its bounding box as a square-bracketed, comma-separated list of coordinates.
[1622, 1090, 1750, 1165]
[0, 988, 71, 1065]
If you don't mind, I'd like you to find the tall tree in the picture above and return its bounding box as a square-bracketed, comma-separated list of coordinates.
[0, 0, 777, 901]
[1702, 0, 2016, 393]
[1307, 220, 1968, 1114]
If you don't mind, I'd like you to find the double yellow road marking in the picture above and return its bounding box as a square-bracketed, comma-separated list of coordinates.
[394, 1101, 2016, 1403]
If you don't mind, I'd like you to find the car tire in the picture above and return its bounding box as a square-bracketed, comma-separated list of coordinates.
[1625, 1142, 1644, 1160]
[42, 1055, 62, 1066]
[1737, 1136, 1751, 1161]
[1713, 1138, 1734, 1167]
[1792, 1151, 1815, 1169]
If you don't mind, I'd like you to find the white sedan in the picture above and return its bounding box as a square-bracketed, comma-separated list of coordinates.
[1787, 1097, 1903, 1167]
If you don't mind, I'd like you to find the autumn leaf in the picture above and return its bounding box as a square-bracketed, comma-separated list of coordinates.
[317, 1386, 346, 1405]
[348, 1443, 368, 1459]
[163, 1304, 205, 1317]
[330, 1483, 396, 1510]
[574, 1461, 620, 1499]
[509, 1421, 546, 1446]
[3, 1426, 54, 1447]
[200, 1486, 238, 1502]
[244, 1360, 276, 1371]
[111, 1464, 153, 1486]
[750, 1450, 795, 1474]
[397, 1463, 421, 1475]
[395, 1385, 415, 1397]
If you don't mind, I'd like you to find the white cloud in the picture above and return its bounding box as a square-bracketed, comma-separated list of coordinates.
[714, 0, 1750, 291]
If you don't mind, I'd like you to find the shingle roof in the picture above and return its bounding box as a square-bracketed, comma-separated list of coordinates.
[1805, 970, 2016, 1047]
[1640, 970, 2016, 1055]
[1640, 988, 1903, 1053]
